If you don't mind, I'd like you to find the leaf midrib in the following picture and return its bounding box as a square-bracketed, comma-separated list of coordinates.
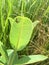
[16, 21, 23, 50]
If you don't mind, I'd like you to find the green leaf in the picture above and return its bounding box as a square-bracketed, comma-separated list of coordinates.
[0, 41, 8, 64]
[9, 16, 39, 51]
[0, 0, 2, 40]
[16, 55, 48, 65]
[7, 49, 14, 57]
[0, 63, 4, 65]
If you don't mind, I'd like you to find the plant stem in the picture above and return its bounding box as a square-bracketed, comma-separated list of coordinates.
[7, 50, 17, 65]
[21, 0, 24, 16]
[4, 0, 12, 30]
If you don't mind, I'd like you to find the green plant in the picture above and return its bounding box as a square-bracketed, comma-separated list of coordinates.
[0, 0, 48, 65]
[0, 16, 48, 65]
[0, 19, 48, 65]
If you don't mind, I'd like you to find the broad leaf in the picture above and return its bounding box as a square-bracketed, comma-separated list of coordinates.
[16, 55, 48, 65]
[9, 16, 39, 51]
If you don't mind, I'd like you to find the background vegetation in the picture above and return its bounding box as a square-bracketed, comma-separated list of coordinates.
[0, 0, 49, 65]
